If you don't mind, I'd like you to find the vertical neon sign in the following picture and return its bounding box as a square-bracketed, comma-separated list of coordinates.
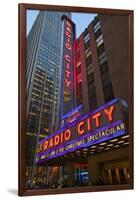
[60, 16, 76, 117]
[64, 20, 71, 99]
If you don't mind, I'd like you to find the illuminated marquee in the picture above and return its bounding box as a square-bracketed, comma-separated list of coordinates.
[36, 99, 127, 164]
[61, 104, 83, 127]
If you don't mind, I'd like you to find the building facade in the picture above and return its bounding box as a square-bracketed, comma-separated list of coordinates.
[75, 14, 129, 112]
[72, 14, 130, 186]
[26, 11, 71, 187]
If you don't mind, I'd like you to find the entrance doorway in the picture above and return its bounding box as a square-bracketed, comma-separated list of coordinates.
[74, 163, 89, 187]
[103, 167, 130, 185]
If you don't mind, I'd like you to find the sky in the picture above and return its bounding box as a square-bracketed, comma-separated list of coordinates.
[27, 10, 97, 37]
[27, 10, 39, 35]
[72, 12, 97, 37]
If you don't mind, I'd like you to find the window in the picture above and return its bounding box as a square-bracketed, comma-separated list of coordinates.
[49, 53, 57, 63]
[99, 51, 106, 60]
[96, 34, 103, 43]
[88, 87, 97, 111]
[94, 21, 101, 32]
[86, 63, 93, 71]
[84, 39, 90, 50]
[97, 43, 105, 55]
[119, 169, 127, 184]
[83, 29, 88, 37]
[103, 83, 114, 103]
[99, 61, 108, 73]
[84, 33, 90, 43]
[87, 71, 97, 110]
[97, 38, 104, 48]
[94, 28, 102, 39]
[87, 72, 94, 82]
[99, 60, 114, 102]
[87, 65, 94, 75]
[85, 50, 92, 58]
[99, 56, 107, 65]
[85, 54, 92, 66]
[101, 68, 112, 88]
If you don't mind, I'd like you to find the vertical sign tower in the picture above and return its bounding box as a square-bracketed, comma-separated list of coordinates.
[60, 15, 76, 117]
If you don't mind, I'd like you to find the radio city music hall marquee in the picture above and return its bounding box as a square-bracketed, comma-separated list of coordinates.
[36, 99, 127, 164]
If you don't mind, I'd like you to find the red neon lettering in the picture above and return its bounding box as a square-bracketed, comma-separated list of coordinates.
[66, 26, 71, 33]
[87, 118, 91, 131]
[77, 121, 85, 135]
[48, 138, 53, 148]
[66, 62, 70, 70]
[63, 19, 72, 101]
[43, 140, 48, 151]
[54, 135, 60, 146]
[104, 105, 114, 122]
[66, 30, 71, 38]
[64, 129, 71, 141]
[66, 20, 71, 27]
[65, 43, 71, 50]
[66, 37, 70, 43]
[92, 112, 101, 128]
[65, 79, 71, 88]
[65, 54, 70, 62]
[60, 132, 63, 144]
[66, 70, 71, 78]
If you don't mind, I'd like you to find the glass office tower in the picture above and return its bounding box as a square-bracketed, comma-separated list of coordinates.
[26, 11, 71, 187]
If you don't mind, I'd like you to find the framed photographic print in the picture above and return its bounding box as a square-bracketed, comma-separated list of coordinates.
[18, 3, 134, 196]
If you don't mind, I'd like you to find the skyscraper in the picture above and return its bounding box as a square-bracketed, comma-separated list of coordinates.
[26, 11, 71, 186]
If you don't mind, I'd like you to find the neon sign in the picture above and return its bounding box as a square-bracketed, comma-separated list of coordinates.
[36, 99, 127, 163]
[39, 104, 115, 152]
[64, 20, 72, 101]
[61, 104, 83, 128]
[36, 120, 125, 163]
[60, 16, 75, 116]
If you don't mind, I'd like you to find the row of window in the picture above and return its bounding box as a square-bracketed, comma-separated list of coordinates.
[83, 30, 98, 110]
[87, 71, 97, 111]
[85, 54, 92, 66]
[93, 20, 114, 102]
